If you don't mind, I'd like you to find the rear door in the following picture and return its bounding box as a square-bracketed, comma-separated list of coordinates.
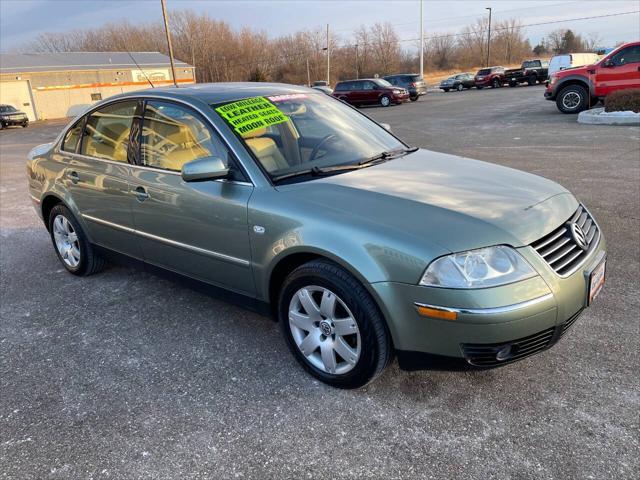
[361, 81, 378, 104]
[64, 100, 142, 259]
[129, 99, 255, 294]
[595, 44, 640, 95]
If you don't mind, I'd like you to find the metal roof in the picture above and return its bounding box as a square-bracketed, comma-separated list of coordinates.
[0, 52, 192, 74]
[105, 82, 318, 105]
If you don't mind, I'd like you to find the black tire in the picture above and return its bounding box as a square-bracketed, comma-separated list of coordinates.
[476, 86, 483, 90]
[527, 75, 537, 86]
[492, 78, 501, 88]
[442, 88, 450, 92]
[509, 81, 517, 88]
[48, 204, 106, 276]
[456, 83, 463, 92]
[278, 259, 392, 389]
[556, 84, 589, 114]
[379, 95, 391, 107]
[22, 121, 28, 128]
[409, 95, 419, 102]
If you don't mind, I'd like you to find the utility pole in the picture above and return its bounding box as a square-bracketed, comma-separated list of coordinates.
[485, 7, 492, 68]
[355, 44, 359, 79]
[326, 24, 330, 85]
[419, 0, 424, 79]
[306, 58, 311, 87]
[161, 0, 178, 87]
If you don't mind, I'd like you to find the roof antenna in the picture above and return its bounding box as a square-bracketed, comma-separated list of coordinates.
[127, 51, 155, 88]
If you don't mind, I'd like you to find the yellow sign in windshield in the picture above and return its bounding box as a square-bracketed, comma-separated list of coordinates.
[215, 97, 289, 136]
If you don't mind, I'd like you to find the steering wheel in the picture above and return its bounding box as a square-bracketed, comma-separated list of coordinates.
[309, 134, 338, 162]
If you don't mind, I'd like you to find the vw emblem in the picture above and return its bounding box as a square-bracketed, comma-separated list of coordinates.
[319, 320, 333, 336]
[568, 222, 588, 251]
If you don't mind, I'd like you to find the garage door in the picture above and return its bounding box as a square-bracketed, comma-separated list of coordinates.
[0, 80, 37, 121]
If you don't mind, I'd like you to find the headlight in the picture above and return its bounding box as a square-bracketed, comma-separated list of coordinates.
[549, 75, 558, 85]
[419, 246, 536, 289]
[393, 89, 401, 94]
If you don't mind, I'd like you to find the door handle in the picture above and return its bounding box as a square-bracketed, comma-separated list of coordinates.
[67, 171, 79, 184]
[134, 186, 149, 202]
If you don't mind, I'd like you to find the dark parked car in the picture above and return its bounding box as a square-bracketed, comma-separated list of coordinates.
[505, 59, 549, 87]
[0, 104, 29, 129]
[332, 78, 410, 107]
[474, 66, 505, 89]
[383, 74, 427, 101]
[439, 73, 475, 92]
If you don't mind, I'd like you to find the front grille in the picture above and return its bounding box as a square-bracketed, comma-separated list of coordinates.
[530, 204, 599, 276]
[461, 327, 556, 367]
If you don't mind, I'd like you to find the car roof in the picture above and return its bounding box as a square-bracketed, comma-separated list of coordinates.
[103, 82, 320, 105]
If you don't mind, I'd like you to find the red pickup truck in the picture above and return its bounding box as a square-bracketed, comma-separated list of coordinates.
[545, 41, 640, 113]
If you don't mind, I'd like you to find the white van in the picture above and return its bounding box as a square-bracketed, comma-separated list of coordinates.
[547, 53, 602, 78]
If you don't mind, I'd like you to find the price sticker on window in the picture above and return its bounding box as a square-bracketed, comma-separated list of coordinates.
[215, 96, 289, 136]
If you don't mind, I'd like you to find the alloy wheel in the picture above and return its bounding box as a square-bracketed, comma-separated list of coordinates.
[562, 91, 581, 110]
[52, 214, 81, 267]
[288, 286, 361, 375]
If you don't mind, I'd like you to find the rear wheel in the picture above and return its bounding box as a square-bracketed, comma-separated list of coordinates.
[48, 204, 105, 276]
[556, 84, 589, 114]
[492, 78, 501, 88]
[22, 120, 29, 128]
[528, 74, 538, 86]
[509, 81, 517, 87]
[279, 260, 392, 388]
[379, 95, 391, 107]
[410, 95, 419, 101]
[456, 84, 463, 92]
[476, 86, 483, 90]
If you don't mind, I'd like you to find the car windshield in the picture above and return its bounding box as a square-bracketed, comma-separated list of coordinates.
[477, 69, 491, 75]
[212, 93, 405, 182]
[0, 105, 17, 113]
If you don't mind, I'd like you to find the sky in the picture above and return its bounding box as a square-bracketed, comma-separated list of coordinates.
[1, 0, 639, 53]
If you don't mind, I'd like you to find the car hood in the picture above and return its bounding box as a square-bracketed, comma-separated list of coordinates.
[277, 149, 577, 253]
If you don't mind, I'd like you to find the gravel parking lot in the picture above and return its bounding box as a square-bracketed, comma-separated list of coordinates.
[1, 85, 638, 479]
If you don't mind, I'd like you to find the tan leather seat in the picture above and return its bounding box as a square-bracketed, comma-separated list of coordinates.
[243, 127, 289, 172]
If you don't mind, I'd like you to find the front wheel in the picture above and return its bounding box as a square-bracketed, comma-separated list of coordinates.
[279, 260, 392, 388]
[48, 204, 106, 276]
[456, 84, 463, 92]
[379, 95, 391, 107]
[476, 86, 483, 90]
[410, 95, 419, 101]
[509, 81, 517, 87]
[528, 75, 537, 86]
[22, 121, 29, 128]
[492, 78, 501, 88]
[556, 84, 589, 114]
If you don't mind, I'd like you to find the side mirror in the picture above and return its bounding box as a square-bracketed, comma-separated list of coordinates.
[380, 123, 391, 131]
[603, 58, 614, 68]
[181, 156, 229, 182]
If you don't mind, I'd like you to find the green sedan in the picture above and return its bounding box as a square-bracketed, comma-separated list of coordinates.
[26, 84, 606, 388]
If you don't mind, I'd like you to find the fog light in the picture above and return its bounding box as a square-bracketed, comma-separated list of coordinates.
[496, 345, 512, 361]
[416, 305, 457, 321]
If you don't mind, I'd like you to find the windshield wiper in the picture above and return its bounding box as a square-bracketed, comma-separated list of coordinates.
[358, 146, 419, 165]
[272, 164, 363, 183]
[272, 147, 419, 184]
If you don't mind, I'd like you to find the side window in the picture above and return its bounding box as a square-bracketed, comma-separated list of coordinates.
[61, 119, 84, 153]
[362, 81, 375, 90]
[141, 101, 230, 173]
[80, 101, 137, 161]
[610, 46, 640, 66]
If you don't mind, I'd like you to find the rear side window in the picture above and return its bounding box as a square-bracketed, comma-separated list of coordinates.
[80, 101, 137, 162]
[141, 100, 230, 173]
[478, 69, 491, 75]
[334, 82, 349, 91]
[61, 120, 84, 153]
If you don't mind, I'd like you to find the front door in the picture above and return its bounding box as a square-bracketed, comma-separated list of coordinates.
[130, 100, 255, 295]
[596, 44, 640, 95]
[61, 100, 142, 259]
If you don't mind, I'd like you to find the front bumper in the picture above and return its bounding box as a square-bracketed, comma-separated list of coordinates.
[393, 93, 411, 103]
[1, 116, 28, 126]
[371, 234, 606, 368]
[474, 79, 492, 87]
[544, 83, 557, 100]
